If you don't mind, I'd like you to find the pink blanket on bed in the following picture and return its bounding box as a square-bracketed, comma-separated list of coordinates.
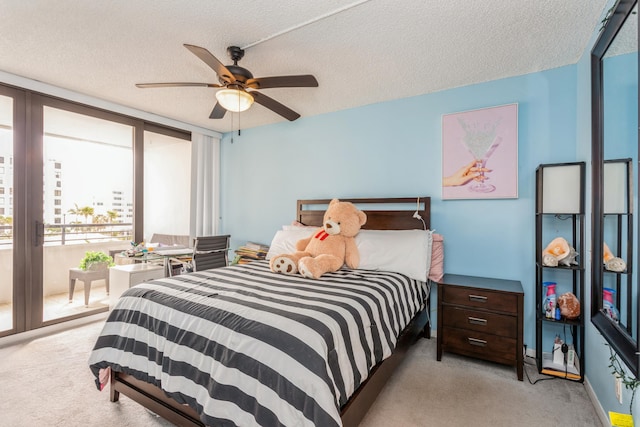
[429, 233, 444, 282]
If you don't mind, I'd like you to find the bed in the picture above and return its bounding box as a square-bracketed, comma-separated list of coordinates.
[89, 197, 438, 427]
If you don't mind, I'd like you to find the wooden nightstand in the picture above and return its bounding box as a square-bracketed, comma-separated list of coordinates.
[437, 274, 524, 381]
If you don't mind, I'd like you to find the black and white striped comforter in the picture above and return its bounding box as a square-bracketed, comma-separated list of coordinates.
[89, 260, 427, 427]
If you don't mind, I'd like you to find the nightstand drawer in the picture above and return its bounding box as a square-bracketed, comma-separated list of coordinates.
[441, 286, 518, 314]
[441, 327, 517, 364]
[442, 305, 517, 338]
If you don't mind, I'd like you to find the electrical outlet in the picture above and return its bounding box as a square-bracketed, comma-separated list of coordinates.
[615, 374, 623, 404]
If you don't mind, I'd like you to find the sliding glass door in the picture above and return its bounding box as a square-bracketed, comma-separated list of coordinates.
[40, 105, 134, 322]
[0, 92, 18, 334]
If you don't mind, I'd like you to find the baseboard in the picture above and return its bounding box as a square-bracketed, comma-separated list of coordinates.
[0, 312, 107, 349]
[584, 376, 610, 427]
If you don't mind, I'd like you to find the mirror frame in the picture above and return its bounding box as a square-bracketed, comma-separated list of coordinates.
[591, 0, 639, 376]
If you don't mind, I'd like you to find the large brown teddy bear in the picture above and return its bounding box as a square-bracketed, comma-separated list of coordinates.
[270, 199, 367, 279]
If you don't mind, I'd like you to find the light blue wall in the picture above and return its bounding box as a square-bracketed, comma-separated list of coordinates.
[220, 64, 580, 354]
[220, 44, 636, 419]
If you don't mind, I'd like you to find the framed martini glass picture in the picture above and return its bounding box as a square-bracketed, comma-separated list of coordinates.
[442, 103, 518, 200]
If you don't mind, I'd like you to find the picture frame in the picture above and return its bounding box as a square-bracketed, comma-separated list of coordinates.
[442, 103, 518, 200]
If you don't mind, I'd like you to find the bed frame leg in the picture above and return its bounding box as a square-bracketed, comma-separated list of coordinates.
[423, 291, 432, 339]
[110, 370, 120, 402]
[423, 323, 431, 339]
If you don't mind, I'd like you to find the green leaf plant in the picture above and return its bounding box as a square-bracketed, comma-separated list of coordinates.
[79, 251, 115, 270]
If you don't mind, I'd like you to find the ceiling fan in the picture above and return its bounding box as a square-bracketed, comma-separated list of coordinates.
[136, 44, 319, 121]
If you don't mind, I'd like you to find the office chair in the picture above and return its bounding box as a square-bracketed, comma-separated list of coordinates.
[192, 235, 230, 272]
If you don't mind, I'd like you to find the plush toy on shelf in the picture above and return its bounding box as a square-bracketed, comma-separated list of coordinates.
[542, 237, 578, 267]
[269, 199, 367, 279]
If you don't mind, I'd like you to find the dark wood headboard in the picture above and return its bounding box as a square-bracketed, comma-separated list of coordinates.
[296, 197, 430, 230]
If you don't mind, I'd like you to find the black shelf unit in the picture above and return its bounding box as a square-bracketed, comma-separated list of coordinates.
[535, 162, 585, 382]
[602, 158, 634, 336]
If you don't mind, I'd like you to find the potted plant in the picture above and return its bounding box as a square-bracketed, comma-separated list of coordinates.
[79, 251, 115, 271]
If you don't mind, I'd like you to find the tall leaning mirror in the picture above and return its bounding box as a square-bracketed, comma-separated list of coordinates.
[591, 0, 639, 376]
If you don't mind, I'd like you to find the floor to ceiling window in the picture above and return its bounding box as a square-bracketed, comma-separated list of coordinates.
[0, 84, 191, 337]
[143, 129, 191, 242]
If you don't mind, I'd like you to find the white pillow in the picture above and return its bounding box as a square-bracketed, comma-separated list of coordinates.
[265, 228, 318, 260]
[282, 225, 316, 231]
[356, 229, 433, 282]
[266, 227, 433, 282]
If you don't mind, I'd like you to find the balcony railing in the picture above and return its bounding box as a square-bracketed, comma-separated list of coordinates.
[0, 222, 135, 304]
[0, 222, 133, 246]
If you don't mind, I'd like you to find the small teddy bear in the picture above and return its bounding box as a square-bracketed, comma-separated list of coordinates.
[269, 199, 367, 279]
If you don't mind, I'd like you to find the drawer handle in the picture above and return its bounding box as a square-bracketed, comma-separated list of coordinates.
[469, 294, 488, 303]
[468, 316, 487, 325]
[468, 337, 487, 347]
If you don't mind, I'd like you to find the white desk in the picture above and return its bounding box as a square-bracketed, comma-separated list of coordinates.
[114, 247, 193, 276]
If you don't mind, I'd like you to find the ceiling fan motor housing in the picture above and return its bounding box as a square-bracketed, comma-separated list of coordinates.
[225, 65, 253, 84]
[218, 46, 252, 84]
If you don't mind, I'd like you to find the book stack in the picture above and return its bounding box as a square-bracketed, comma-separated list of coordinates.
[233, 242, 270, 264]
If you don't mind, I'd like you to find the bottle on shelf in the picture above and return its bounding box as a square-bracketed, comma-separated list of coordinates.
[543, 281, 557, 319]
[603, 287, 620, 322]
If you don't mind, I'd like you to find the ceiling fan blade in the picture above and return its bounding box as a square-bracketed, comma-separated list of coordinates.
[183, 44, 236, 84]
[250, 91, 301, 121]
[135, 82, 221, 88]
[209, 102, 227, 119]
[246, 75, 318, 90]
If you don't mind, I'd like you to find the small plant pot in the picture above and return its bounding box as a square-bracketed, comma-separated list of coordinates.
[87, 261, 109, 271]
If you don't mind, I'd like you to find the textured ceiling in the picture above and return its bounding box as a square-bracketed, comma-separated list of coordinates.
[605, 3, 638, 57]
[0, 0, 609, 133]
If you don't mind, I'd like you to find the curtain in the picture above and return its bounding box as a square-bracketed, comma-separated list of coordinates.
[190, 132, 220, 239]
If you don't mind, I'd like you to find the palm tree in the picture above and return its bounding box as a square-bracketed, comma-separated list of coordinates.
[92, 214, 108, 232]
[106, 210, 119, 223]
[93, 214, 108, 224]
[79, 206, 94, 224]
[68, 204, 94, 238]
[67, 203, 81, 223]
[0, 215, 12, 239]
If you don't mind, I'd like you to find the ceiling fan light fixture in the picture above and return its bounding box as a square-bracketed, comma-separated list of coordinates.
[216, 88, 253, 112]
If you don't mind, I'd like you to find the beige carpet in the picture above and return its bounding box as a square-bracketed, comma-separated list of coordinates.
[0, 320, 602, 427]
[360, 337, 603, 427]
